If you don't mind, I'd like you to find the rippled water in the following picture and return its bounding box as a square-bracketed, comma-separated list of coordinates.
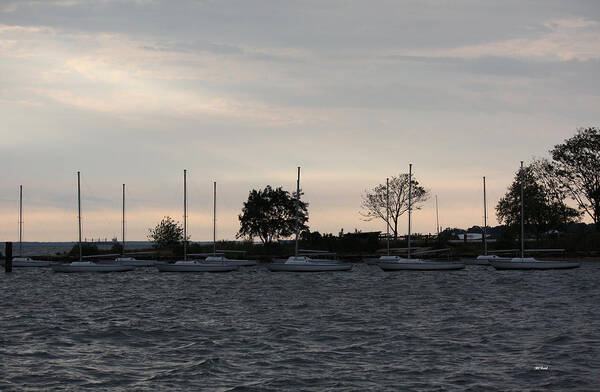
[2, 263, 599, 391]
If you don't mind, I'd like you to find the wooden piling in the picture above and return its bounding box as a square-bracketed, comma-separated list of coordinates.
[5, 242, 12, 273]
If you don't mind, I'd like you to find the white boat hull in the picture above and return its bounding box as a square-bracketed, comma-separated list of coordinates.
[100, 259, 156, 267]
[462, 258, 491, 266]
[268, 261, 352, 272]
[52, 263, 135, 273]
[202, 258, 257, 267]
[213, 259, 257, 266]
[490, 260, 580, 270]
[377, 261, 465, 271]
[155, 263, 238, 272]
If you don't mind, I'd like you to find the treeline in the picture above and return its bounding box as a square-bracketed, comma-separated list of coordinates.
[440, 223, 600, 256]
[140, 127, 600, 258]
[495, 127, 600, 236]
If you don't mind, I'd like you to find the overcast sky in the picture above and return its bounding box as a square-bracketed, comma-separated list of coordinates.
[1, 0, 599, 242]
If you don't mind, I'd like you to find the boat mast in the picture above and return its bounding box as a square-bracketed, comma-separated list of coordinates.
[408, 163, 412, 259]
[483, 176, 487, 256]
[78, 171, 82, 262]
[184, 169, 187, 261]
[213, 181, 217, 256]
[386, 177, 390, 256]
[295, 166, 300, 258]
[122, 183, 125, 256]
[520, 161, 524, 259]
[19, 185, 23, 257]
[435, 194, 439, 237]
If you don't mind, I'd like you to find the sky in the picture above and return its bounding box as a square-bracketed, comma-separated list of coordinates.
[1, 0, 599, 242]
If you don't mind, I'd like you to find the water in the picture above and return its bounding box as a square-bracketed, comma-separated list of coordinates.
[2, 264, 599, 391]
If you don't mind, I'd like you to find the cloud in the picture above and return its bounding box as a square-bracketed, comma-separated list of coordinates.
[393, 18, 600, 61]
[0, 24, 322, 126]
[1, 3, 600, 240]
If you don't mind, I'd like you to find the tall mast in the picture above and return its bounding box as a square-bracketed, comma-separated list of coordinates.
[295, 166, 300, 258]
[520, 161, 524, 259]
[122, 183, 125, 255]
[78, 171, 82, 262]
[435, 194, 439, 237]
[386, 177, 390, 256]
[19, 185, 23, 257]
[408, 163, 412, 259]
[213, 181, 217, 256]
[483, 176, 488, 255]
[184, 169, 187, 261]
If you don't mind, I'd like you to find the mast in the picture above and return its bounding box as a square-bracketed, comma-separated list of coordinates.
[77, 171, 82, 262]
[122, 183, 125, 255]
[294, 166, 300, 258]
[483, 176, 488, 256]
[19, 185, 23, 257]
[213, 181, 217, 256]
[386, 177, 390, 256]
[435, 194, 439, 237]
[408, 163, 412, 259]
[184, 169, 187, 261]
[520, 161, 524, 259]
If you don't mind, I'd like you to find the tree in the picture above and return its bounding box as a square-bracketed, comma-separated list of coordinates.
[360, 173, 430, 239]
[550, 127, 600, 225]
[531, 158, 581, 227]
[148, 216, 185, 248]
[237, 185, 308, 244]
[496, 164, 580, 238]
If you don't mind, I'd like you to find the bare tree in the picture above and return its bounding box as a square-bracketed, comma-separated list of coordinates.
[360, 174, 430, 239]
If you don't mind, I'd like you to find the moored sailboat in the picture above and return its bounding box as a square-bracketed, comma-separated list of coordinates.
[52, 172, 135, 273]
[190, 181, 257, 267]
[375, 164, 464, 271]
[267, 167, 352, 272]
[155, 170, 238, 273]
[489, 162, 579, 270]
[112, 184, 155, 267]
[7, 185, 53, 267]
[463, 176, 494, 266]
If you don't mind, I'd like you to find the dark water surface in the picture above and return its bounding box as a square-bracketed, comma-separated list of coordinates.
[2, 263, 599, 391]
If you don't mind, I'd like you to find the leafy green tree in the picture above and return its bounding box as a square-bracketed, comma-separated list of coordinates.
[148, 216, 185, 248]
[237, 185, 308, 244]
[550, 127, 600, 225]
[360, 173, 430, 239]
[496, 164, 580, 238]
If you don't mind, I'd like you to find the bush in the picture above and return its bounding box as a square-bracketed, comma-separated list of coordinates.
[148, 216, 185, 249]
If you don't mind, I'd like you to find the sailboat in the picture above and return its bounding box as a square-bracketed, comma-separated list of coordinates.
[489, 162, 580, 270]
[188, 182, 257, 266]
[376, 164, 465, 271]
[267, 167, 352, 272]
[7, 185, 52, 267]
[155, 170, 239, 272]
[112, 184, 155, 267]
[464, 177, 499, 265]
[52, 172, 135, 273]
[363, 177, 407, 264]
